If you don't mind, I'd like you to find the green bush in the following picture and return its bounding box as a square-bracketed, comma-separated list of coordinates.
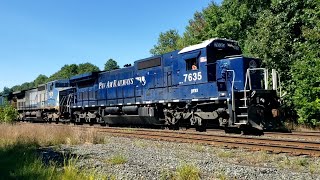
[175, 164, 201, 180]
[0, 141, 109, 179]
[0, 102, 18, 123]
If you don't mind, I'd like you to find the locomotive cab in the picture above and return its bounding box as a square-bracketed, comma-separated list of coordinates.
[176, 38, 283, 132]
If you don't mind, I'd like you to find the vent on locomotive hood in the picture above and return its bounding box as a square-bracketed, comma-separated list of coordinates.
[178, 38, 237, 54]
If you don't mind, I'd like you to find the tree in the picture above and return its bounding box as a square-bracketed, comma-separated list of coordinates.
[49, 64, 79, 81]
[181, 10, 214, 47]
[33, 74, 48, 87]
[290, 0, 320, 125]
[244, 0, 320, 125]
[78, 62, 100, 74]
[11, 85, 21, 92]
[19, 82, 35, 91]
[150, 29, 182, 55]
[2, 87, 11, 95]
[104, 59, 119, 71]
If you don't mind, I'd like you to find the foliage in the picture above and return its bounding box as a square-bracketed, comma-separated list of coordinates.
[180, 11, 211, 47]
[48, 64, 79, 81]
[150, 29, 182, 55]
[47, 62, 100, 82]
[0, 141, 107, 180]
[151, 0, 320, 125]
[77, 62, 100, 74]
[159, 164, 201, 180]
[0, 87, 12, 96]
[175, 164, 201, 180]
[107, 154, 127, 165]
[104, 58, 120, 71]
[291, 3, 320, 125]
[0, 102, 18, 123]
[34, 74, 48, 87]
[0, 124, 113, 179]
[1, 62, 101, 93]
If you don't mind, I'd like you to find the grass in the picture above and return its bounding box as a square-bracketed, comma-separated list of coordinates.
[0, 141, 106, 180]
[133, 139, 148, 148]
[107, 154, 128, 165]
[285, 121, 320, 132]
[160, 169, 175, 180]
[216, 150, 235, 158]
[193, 144, 206, 152]
[160, 164, 201, 180]
[0, 123, 110, 179]
[278, 156, 311, 171]
[0, 123, 106, 146]
[213, 168, 228, 180]
[176, 164, 201, 180]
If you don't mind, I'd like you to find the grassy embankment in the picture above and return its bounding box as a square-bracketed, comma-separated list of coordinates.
[0, 123, 107, 180]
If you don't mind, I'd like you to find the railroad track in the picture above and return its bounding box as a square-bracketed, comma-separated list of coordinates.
[25, 123, 320, 157]
[265, 131, 320, 140]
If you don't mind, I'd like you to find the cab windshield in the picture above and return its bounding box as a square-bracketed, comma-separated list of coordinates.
[207, 40, 242, 82]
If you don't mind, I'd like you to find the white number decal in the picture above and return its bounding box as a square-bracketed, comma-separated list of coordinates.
[198, 72, 202, 80]
[183, 72, 202, 82]
[192, 73, 197, 81]
[188, 74, 193, 81]
[183, 74, 188, 82]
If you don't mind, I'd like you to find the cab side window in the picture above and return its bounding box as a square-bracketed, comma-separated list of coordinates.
[186, 58, 198, 71]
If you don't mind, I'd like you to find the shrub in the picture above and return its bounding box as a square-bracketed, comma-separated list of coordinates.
[107, 154, 128, 165]
[0, 102, 18, 123]
[175, 164, 201, 180]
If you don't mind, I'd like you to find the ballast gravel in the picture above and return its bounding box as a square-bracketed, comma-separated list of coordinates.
[41, 135, 320, 180]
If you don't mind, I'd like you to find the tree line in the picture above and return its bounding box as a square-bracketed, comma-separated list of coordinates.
[150, 0, 319, 126]
[0, 59, 119, 94]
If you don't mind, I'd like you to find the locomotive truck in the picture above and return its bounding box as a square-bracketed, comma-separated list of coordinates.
[0, 38, 284, 133]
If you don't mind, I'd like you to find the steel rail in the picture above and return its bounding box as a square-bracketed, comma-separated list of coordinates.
[20, 123, 320, 156]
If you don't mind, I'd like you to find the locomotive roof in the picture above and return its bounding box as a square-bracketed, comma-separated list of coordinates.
[178, 38, 238, 54]
[56, 87, 74, 91]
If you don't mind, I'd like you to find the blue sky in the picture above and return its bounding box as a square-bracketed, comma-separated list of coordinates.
[0, 0, 220, 90]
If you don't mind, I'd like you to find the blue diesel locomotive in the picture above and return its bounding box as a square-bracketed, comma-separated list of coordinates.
[69, 38, 283, 132]
[1, 38, 283, 132]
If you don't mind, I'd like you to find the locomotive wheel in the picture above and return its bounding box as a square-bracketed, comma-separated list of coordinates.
[195, 120, 207, 132]
[195, 125, 206, 132]
[170, 125, 179, 130]
[54, 118, 59, 124]
[224, 127, 241, 134]
[241, 126, 264, 135]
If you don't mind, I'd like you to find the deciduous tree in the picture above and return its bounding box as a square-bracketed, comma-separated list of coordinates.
[150, 29, 182, 55]
[104, 59, 119, 71]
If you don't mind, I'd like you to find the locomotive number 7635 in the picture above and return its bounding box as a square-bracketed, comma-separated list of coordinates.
[183, 72, 202, 82]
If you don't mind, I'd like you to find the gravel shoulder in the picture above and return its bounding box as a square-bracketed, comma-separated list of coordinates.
[41, 135, 320, 180]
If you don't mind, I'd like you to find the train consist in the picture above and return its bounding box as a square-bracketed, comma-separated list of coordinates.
[0, 38, 284, 133]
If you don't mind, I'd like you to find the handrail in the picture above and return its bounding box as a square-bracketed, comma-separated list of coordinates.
[277, 71, 282, 98]
[272, 69, 282, 97]
[226, 70, 235, 111]
[244, 68, 268, 107]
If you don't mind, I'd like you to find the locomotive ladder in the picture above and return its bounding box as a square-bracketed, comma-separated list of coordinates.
[227, 70, 247, 125]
